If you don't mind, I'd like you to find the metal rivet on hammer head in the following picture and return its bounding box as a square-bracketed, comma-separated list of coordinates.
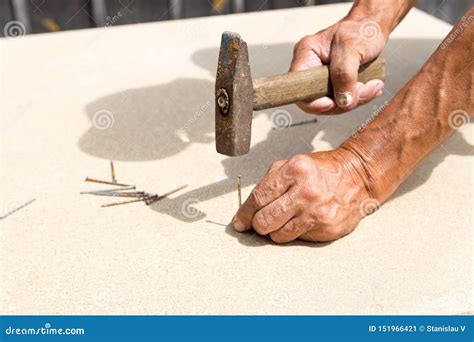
[216, 88, 229, 115]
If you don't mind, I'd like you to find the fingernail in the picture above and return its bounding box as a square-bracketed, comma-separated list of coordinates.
[232, 216, 245, 232]
[375, 90, 383, 97]
[321, 102, 335, 112]
[373, 81, 384, 95]
[335, 92, 353, 107]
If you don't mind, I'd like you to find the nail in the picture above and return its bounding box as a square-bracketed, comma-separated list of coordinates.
[205, 220, 227, 227]
[144, 195, 159, 205]
[232, 216, 245, 232]
[237, 175, 242, 207]
[81, 190, 145, 197]
[84, 177, 132, 187]
[110, 161, 117, 183]
[335, 92, 353, 107]
[160, 184, 188, 198]
[0, 199, 36, 220]
[101, 196, 151, 208]
[80, 185, 136, 194]
[145, 184, 188, 206]
[375, 90, 383, 97]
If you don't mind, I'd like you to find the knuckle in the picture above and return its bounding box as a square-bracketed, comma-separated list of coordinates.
[308, 205, 327, 222]
[331, 64, 355, 83]
[249, 187, 267, 208]
[270, 232, 288, 244]
[293, 43, 301, 55]
[282, 220, 297, 235]
[252, 212, 269, 234]
[299, 35, 313, 45]
[308, 205, 324, 221]
[310, 203, 344, 228]
[333, 27, 358, 43]
[294, 35, 313, 52]
[300, 186, 319, 201]
[287, 155, 314, 176]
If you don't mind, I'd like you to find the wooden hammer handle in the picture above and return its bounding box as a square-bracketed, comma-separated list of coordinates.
[252, 57, 386, 111]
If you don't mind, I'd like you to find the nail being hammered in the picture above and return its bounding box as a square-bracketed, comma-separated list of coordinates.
[237, 175, 242, 207]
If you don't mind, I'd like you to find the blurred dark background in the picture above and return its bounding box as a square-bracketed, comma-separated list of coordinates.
[1, 0, 472, 37]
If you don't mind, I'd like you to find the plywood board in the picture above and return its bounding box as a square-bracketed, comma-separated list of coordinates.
[1, 4, 472, 314]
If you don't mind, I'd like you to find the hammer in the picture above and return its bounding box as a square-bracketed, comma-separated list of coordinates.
[215, 31, 386, 156]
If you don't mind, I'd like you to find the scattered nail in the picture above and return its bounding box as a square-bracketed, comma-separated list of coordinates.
[85, 163, 188, 210]
[80, 185, 136, 195]
[144, 195, 159, 205]
[85, 177, 132, 187]
[0, 199, 36, 220]
[81, 190, 146, 197]
[205, 220, 227, 227]
[111, 192, 149, 198]
[159, 184, 188, 198]
[102, 185, 188, 208]
[101, 196, 151, 208]
[145, 185, 189, 206]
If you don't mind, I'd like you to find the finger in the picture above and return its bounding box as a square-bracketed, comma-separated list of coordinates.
[269, 216, 310, 244]
[266, 160, 286, 174]
[330, 45, 361, 109]
[252, 189, 299, 235]
[299, 80, 384, 115]
[296, 96, 336, 114]
[299, 228, 344, 242]
[232, 168, 293, 233]
[353, 80, 384, 106]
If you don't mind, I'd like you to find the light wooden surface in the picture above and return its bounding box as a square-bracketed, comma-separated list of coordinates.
[1, 4, 472, 314]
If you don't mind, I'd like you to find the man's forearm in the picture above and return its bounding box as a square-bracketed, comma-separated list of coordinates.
[340, 9, 473, 202]
[347, 0, 417, 38]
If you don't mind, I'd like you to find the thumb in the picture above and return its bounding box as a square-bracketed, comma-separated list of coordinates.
[329, 46, 361, 109]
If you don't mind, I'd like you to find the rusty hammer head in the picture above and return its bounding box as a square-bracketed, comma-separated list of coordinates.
[215, 31, 253, 156]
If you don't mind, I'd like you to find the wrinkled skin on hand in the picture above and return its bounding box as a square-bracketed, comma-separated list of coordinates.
[232, 150, 374, 243]
[290, 18, 387, 113]
[232, 6, 473, 244]
[290, 0, 418, 113]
